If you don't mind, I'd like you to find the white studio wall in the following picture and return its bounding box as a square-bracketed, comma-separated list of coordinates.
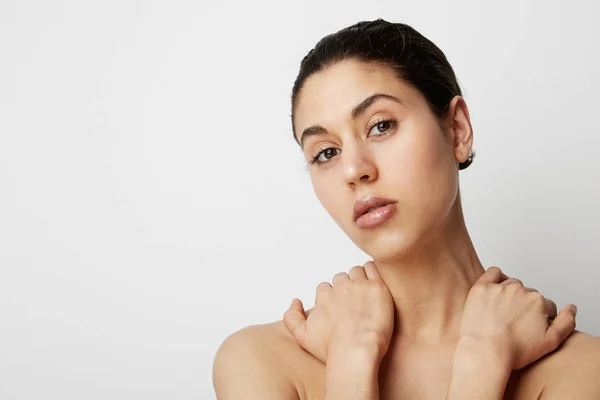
[1, 0, 599, 399]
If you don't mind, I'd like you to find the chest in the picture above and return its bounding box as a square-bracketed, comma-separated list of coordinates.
[377, 347, 455, 400]
[297, 351, 538, 400]
[298, 348, 455, 400]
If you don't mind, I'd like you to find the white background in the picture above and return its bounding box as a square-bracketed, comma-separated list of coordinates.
[1, 0, 599, 398]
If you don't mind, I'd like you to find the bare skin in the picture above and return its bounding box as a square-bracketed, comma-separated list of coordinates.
[213, 59, 600, 399]
[214, 319, 600, 399]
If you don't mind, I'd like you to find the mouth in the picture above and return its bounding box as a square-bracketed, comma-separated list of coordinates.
[354, 202, 398, 229]
[353, 195, 398, 222]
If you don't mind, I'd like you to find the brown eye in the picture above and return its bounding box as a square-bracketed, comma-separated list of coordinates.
[310, 147, 341, 166]
[323, 148, 337, 159]
[368, 119, 395, 137]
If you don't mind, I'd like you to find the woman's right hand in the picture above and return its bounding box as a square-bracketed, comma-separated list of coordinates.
[283, 261, 395, 364]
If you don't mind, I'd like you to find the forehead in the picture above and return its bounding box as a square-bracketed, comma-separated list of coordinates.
[293, 59, 422, 141]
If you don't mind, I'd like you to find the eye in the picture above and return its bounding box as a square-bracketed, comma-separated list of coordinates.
[309, 147, 340, 166]
[367, 118, 396, 137]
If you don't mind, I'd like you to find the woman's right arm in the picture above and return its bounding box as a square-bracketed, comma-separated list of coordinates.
[212, 327, 300, 400]
[323, 341, 383, 399]
[283, 261, 394, 400]
[212, 327, 384, 400]
[215, 261, 393, 399]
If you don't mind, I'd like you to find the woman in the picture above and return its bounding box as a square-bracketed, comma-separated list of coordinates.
[213, 19, 600, 399]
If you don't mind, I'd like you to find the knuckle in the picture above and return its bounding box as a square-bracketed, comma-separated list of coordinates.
[506, 283, 521, 294]
[370, 279, 387, 291]
[488, 266, 502, 276]
[515, 283, 528, 294]
[529, 292, 545, 307]
[492, 284, 505, 295]
[283, 309, 295, 321]
[331, 273, 348, 286]
[349, 265, 363, 274]
[472, 283, 488, 296]
[364, 262, 376, 275]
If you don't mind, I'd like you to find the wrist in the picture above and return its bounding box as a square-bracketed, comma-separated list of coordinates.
[329, 340, 383, 365]
[324, 345, 381, 400]
[326, 344, 381, 385]
[329, 331, 388, 364]
[446, 337, 513, 400]
[453, 335, 513, 376]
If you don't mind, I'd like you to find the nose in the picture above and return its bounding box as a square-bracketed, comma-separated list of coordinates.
[343, 142, 378, 188]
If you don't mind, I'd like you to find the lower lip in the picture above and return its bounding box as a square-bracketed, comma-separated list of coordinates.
[355, 203, 398, 229]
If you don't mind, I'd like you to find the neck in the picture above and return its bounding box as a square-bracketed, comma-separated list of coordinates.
[373, 198, 485, 344]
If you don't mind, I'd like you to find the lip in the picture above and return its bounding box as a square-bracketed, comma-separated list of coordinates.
[353, 195, 398, 222]
[355, 203, 398, 229]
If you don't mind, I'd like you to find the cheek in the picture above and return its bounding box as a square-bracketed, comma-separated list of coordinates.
[312, 178, 346, 220]
[384, 131, 458, 225]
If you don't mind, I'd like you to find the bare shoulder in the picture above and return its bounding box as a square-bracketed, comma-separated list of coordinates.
[538, 330, 600, 398]
[212, 320, 323, 400]
[507, 330, 600, 399]
[212, 321, 300, 399]
[536, 330, 600, 377]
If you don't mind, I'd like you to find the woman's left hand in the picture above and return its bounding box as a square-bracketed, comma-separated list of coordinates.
[457, 266, 577, 370]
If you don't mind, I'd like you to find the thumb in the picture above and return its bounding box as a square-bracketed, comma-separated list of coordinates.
[283, 298, 307, 345]
[544, 304, 577, 351]
[476, 266, 509, 284]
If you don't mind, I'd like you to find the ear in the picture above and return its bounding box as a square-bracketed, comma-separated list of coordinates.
[446, 95, 474, 164]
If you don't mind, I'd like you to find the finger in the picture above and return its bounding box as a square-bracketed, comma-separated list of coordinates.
[363, 261, 382, 280]
[544, 298, 558, 320]
[545, 304, 577, 350]
[315, 282, 331, 303]
[283, 298, 307, 345]
[348, 265, 367, 281]
[500, 278, 523, 286]
[477, 266, 510, 284]
[332, 272, 349, 286]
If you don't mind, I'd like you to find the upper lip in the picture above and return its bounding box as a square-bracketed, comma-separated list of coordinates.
[353, 195, 397, 221]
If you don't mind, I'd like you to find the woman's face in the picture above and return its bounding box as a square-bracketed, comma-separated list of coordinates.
[293, 59, 472, 261]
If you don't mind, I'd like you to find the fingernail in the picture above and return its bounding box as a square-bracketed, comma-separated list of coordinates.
[573, 305, 578, 316]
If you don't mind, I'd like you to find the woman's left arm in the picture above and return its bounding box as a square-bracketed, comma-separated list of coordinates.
[445, 337, 512, 400]
[445, 266, 578, 400]
[447, 325, 600, 400]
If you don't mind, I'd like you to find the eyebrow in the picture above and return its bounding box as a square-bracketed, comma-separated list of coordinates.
[298, 93, 404, 150]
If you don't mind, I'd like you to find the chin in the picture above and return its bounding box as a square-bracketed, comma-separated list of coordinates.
[353, 228, 417, 262]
